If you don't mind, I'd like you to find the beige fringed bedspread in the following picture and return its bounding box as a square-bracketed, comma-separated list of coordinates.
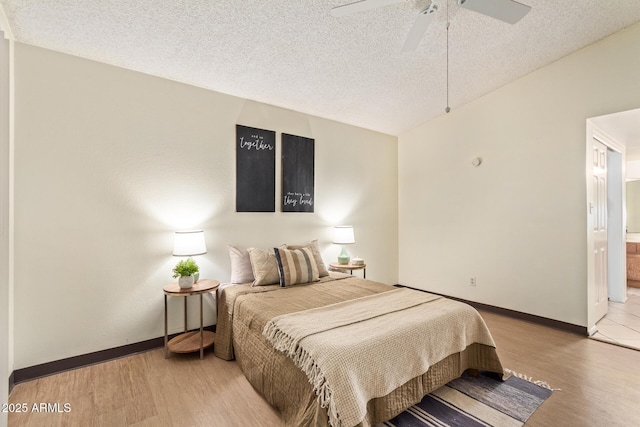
[215, 275, 504, 426]
[262, 288, 496, 427]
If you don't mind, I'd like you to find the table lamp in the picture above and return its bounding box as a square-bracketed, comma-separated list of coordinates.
[333, 226, 355, 265]
[173, 230, 207, 282]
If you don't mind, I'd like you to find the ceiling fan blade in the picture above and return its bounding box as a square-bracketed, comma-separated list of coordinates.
[331, 0, 404, 17]
[457, 0, 531, 24]
[402, 6, 437, 52]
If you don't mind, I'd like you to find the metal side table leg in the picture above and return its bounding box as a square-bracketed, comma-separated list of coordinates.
[200, 293, 204, 359]
[164, 294, 168, 359]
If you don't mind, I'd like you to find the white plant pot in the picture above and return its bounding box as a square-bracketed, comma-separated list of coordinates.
[178, 275, 195, 289]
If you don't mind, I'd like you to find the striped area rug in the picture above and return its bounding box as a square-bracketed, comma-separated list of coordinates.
[381, 371, 553, 427]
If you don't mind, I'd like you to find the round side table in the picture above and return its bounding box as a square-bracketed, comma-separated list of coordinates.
[329, 262, 367, 279]
[163, 279, 219, 359]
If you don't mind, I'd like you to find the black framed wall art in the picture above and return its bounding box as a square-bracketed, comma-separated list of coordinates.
[236, 124, 276, 212]
[281, 133, 314, 213]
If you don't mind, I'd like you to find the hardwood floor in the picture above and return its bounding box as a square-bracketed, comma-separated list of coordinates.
[9, 309, 640, 426]
[480, 310, 640, 426]
[8, 350, 282, 427]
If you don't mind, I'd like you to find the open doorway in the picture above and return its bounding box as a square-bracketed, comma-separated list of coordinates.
[587, 108, 640, 349]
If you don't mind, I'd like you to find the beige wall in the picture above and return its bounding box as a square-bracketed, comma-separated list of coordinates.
[398, 22, 640, 326]
[13, 43, 398, 369]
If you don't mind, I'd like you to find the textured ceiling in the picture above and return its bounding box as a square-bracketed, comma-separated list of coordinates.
[2, 0, 640, 135]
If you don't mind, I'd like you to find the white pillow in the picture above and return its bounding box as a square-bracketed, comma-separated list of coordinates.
[228, 245, 254, 284]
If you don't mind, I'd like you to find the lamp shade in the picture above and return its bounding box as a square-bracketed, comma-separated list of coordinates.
[173, 230, 207, 256]
[332, 226, 355, 245]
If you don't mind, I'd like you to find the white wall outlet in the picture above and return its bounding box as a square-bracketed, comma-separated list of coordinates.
[470, 277, 476, 287]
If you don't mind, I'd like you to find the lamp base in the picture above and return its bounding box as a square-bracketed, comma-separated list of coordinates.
[338, 246, 351, 265]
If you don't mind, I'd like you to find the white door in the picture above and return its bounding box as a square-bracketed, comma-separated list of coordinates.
[592, 139, 609, 323]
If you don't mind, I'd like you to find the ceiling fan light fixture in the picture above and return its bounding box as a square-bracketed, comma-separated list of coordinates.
[332, 0, 531, 53]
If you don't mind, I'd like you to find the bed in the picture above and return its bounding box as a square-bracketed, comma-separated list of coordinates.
[214, 266, 504, 427]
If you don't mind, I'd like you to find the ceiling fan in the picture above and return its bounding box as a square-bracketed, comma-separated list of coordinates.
[331, 0, 532, 52]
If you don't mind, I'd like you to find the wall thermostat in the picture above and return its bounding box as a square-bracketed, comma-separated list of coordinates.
[471, 157, 482, 167]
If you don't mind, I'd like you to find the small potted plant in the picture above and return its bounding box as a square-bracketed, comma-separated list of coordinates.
[172, 258, 200, 289]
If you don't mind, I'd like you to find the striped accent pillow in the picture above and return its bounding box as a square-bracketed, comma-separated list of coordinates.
[274, 247, 320, 287]
[286, 239, 329, 277]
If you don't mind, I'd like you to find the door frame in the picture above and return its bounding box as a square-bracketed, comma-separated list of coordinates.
[586, 121, 626, 335]
[0, 25, 12, 427]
